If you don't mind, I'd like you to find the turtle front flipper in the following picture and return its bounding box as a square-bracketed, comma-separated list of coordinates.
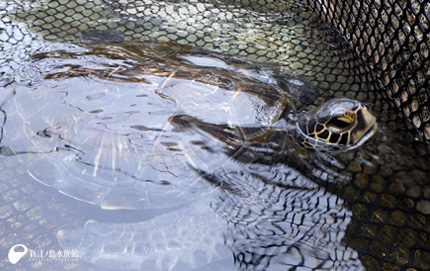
[169, 114, 291, 169]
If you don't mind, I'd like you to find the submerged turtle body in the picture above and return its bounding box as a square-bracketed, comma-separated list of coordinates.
[9, 44, 377, 211]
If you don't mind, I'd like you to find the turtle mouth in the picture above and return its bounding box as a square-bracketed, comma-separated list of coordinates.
[350, 108, 377, 147]
[353, 121, 378, 147]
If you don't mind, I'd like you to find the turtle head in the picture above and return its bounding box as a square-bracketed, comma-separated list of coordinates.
[296, 98, 377, 152]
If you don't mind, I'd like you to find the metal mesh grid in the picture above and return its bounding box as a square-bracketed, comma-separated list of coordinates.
[305, 0, 430, 142]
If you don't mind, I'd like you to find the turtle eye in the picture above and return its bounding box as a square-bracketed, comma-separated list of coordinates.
[327, 116, 352, 129]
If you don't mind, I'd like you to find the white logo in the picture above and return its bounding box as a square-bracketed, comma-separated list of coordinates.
[8, 244, 28, 264]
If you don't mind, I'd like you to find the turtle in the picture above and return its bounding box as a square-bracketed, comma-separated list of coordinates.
[0, 42, 377, 271]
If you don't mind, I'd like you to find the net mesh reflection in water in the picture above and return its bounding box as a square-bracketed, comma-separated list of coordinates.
[305, 0, 430, 142]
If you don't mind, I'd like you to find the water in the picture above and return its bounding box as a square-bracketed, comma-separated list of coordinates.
[1, 0, 430, 270]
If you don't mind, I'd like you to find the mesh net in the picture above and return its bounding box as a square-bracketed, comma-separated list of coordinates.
[305, 0, 430, 142]
[1, 1, 430, 270]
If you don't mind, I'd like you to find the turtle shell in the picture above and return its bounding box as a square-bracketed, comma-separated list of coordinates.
[3, 43, 318, 211]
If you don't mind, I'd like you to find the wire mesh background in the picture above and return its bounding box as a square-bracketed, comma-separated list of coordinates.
[305, 0, 430, 142]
